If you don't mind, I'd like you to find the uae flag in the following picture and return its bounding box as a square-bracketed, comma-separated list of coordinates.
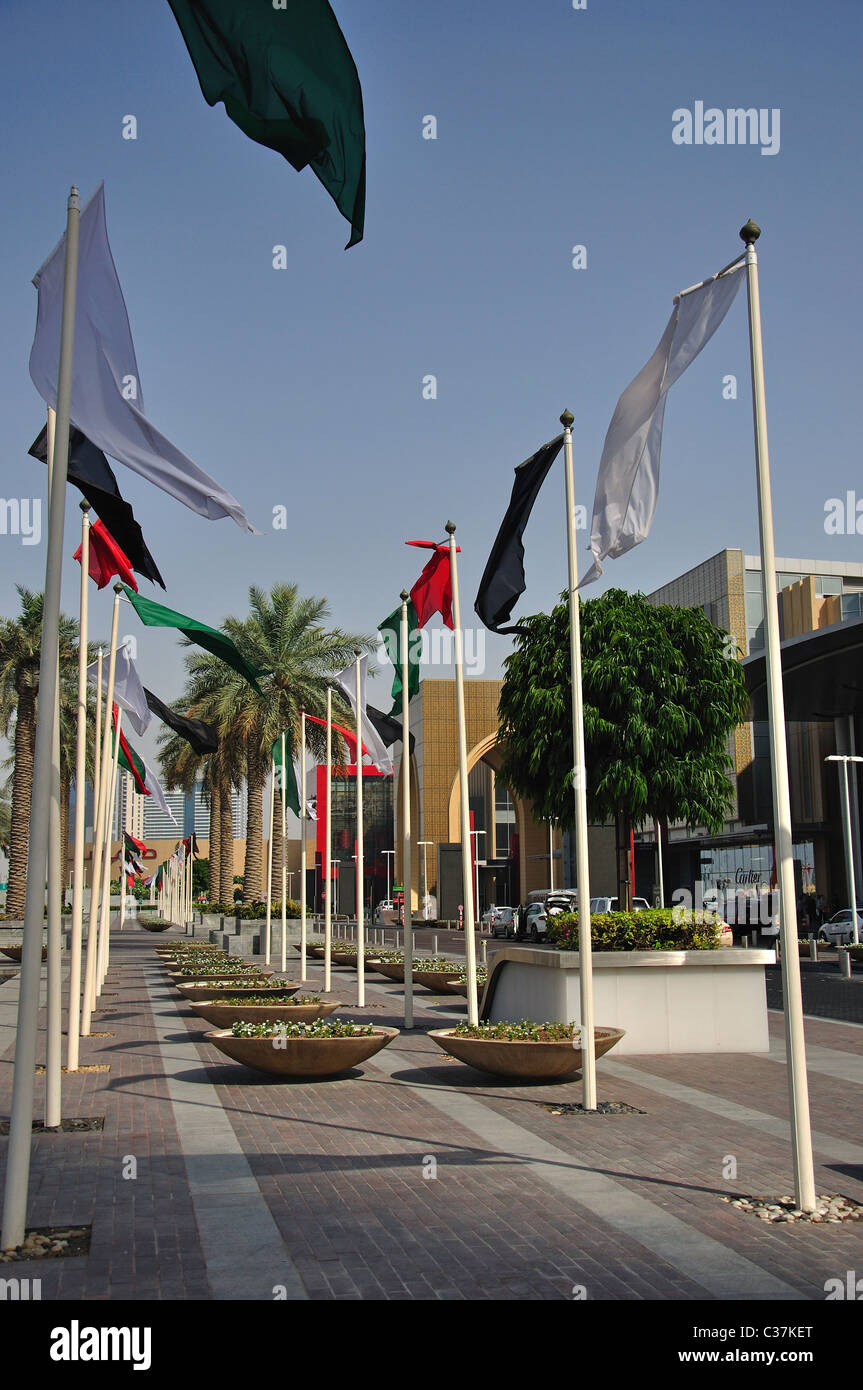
[271, 732, 301, 816]
[474, 435, 564, 634]
[167, 0, 366, 248]
[113, 709, 148, 796]
[367, 703, 415, 757]
[123, 830, 146, 874]
[74, 518, 138, 591]
[377, 600, 419, 714]
[406, 540, 456, 628]
[123, 586, 265, 692]
[144, 687, 219, 756]
[29, 424, 165, 587]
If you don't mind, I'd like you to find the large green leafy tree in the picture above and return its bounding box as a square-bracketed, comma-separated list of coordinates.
[497, 588, 751, 909]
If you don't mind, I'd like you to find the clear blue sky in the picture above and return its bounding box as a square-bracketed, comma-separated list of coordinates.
[1, 0, 861, 775]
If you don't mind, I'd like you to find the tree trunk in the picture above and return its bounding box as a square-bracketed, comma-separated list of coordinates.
[615, 806, 634, 912]
[208, 782, 220, 906]
[243, 748, 264, 903]
[270, 787, 285, 904]
[6, 688, 37, 919]
[219, 777, 234, 907]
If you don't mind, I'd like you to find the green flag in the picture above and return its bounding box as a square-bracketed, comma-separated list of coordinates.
[122, 586, 264, 692]
[271, 732, 300, 815]
[378, 599, 420, 716]
[167, 0, 366, 248]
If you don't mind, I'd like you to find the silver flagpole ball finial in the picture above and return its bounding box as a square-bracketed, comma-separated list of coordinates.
[445, 521, 456, 534]
[740, 218, 761, 245]
[560, 409, 574, 428]
[400, 589, 409, 601]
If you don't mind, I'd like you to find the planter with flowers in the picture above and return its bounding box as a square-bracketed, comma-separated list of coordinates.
[188, 992, 335, 1027]
[178, 976, 296, 1003]
[429, 1020, 625, 1080]
[205, 1018, 398, 1077]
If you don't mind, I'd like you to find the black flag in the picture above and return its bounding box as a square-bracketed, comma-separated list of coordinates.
[474, 435, 564, 635]
[367, 704, 415, 756]
[29, 425, 166, 588]
[144, 688, 219, 756]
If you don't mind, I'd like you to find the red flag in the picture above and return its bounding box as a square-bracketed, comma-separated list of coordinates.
[74, 519, 138, 591]
[303, 712, 369, 759]
[405, 540, 459, 629]
[112, 705, 148, 795]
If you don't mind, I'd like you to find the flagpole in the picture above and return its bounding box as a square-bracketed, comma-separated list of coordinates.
[265, 759, 275, 965]
[300, 712, 308, 983]
[324, 687, 332, 994]
[740, 219, 815, 1211]
[561, 410, 597, 1110]
[81, 585, 122, 1036]
[97, 707, 122, 991]
[399, 594, 414, 1027]
[280, 731, 287, 974]
[2, 186, 80, 1251]
[67, 502, 91, 1072]
[354, 653, 366, 1007]
[446, 523, 479, 1025]
[45, 406, 63, 1129]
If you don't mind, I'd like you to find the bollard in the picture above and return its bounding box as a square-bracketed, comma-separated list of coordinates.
[742, 934, 749, 950]
[809, 934, 818, 963]
[839, 948, 852, 980]
[481, 939, 487, 965]
[433, 934, 439, 955]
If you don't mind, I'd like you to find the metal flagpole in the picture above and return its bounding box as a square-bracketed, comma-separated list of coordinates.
[280, 731, 287, 974]
[265, 759, 275, 964]
[354, 654, 366, 1007]
[97, 707, 122, 990]
[655, 819, 665, 908]
[324, 687, 332, 993]
[67, 502, 91, 1071]
[399, 593, 414, 1027]
[81, 586, 122, 1035]
[300, 713, 308, 981]
[548, 820, 555, 891]
[741, 219, 815, 1211]
[447, 523, 479, 1024]
[561, 410, 597, 1109]
[45, 406, 63, 1129]
[2, 187, 80, 1250]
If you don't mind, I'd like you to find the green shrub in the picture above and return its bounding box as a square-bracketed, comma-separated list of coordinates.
[546, 909, 722, 952]
[849, 945, 863, 962]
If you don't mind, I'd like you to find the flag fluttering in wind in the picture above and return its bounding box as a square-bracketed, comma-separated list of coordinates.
[406, 540, 456, 629]
[335, 656, 393, 774]
[271, 733, 301, 815]
[75, 518, 138, 592]
[112, 708, 148, 796]
[144, 688, 219, 755]
[122, 586, 265, 692]
[89, 647, 151, 737]
[29, 424, 165, 587]
[303, 712, 368, 763]
[474, 435, 565, 634]
[305, 796, 318, 822]
[167, 0, 366, 248]
[367, 703, 415, 757]
[582, 261, 745, 586]
[140, 754, 177, 825]
[123, 830, 146, 887]
[378, 602, 419, 714]
[29, 184, 257, 530]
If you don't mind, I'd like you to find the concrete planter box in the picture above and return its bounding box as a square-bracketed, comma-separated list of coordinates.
[483, 946, 775, 1055]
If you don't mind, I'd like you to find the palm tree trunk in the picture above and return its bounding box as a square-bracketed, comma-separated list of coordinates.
[219, 777, 234, 907]
[243, 749, 264, 903]
[208, 781, 220, 906]
[6, 688, 36, 919]
[270, 787, 285, 904]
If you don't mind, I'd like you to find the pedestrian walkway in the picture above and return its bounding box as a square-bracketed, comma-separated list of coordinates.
[1, 924, 861, 1300]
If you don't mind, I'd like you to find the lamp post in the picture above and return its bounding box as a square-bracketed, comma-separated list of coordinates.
[470, 829, 486, 921]
[383, 849, 395, 902]
[825, 754, 863, 945]
[418, 841, 433, 919]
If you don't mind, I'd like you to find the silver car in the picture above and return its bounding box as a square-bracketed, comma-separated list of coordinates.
[818, 908, 863, 946]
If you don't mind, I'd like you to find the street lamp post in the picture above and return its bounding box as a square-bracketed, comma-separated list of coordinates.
[826, 754, 863, 945]
[418, 841, 433, 920]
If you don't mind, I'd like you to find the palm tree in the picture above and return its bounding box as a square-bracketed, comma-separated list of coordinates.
[175, 585, 373, 905]
[0, 588, 81, 918]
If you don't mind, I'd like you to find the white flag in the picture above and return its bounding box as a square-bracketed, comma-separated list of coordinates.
[141, 756, 177, 825]
[88, 645, 150, 737]
[29, 184, 257, 532]
[335, 657, 394, 775]
[582, 262, 745, 585]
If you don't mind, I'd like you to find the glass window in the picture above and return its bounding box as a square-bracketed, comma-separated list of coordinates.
[777, 572, 801, 590]
[841, 593, 863, 621]
[744, 569, 762, 593]
[816, 575, 843, 595]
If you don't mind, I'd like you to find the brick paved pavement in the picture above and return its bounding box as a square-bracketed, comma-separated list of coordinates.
[1, 922, 861, 1301]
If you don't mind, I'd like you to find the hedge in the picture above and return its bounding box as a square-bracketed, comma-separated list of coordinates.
[546, 909, 723, 952]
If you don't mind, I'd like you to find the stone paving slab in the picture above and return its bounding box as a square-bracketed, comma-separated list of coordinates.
[2, 926, 862, 1303]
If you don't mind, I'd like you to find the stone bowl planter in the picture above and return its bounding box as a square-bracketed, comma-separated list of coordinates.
[189, 999, 341, 1027]
[175, 977, 287, 1001]
[168, 967, 274, 983]
[428, 1026, 626, 1080]
[413, 968, 463, 994]
[204, 1025, 399, 1077]
[0, 945, 47, 963]
[372, 961, 405, 982]
[140, 921, 173, 933]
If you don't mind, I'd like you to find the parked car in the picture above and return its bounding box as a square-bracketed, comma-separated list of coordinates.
[589, 896, 651, 914]
[545, 890, 579, 916]
[489, 907, 516, 938]
[818, 908, 863, 946]
[480, 905, 500, 927]
[519, 901, 549, 942]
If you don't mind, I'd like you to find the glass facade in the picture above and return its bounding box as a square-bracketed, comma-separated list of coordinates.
[325, 770, 393, 913]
